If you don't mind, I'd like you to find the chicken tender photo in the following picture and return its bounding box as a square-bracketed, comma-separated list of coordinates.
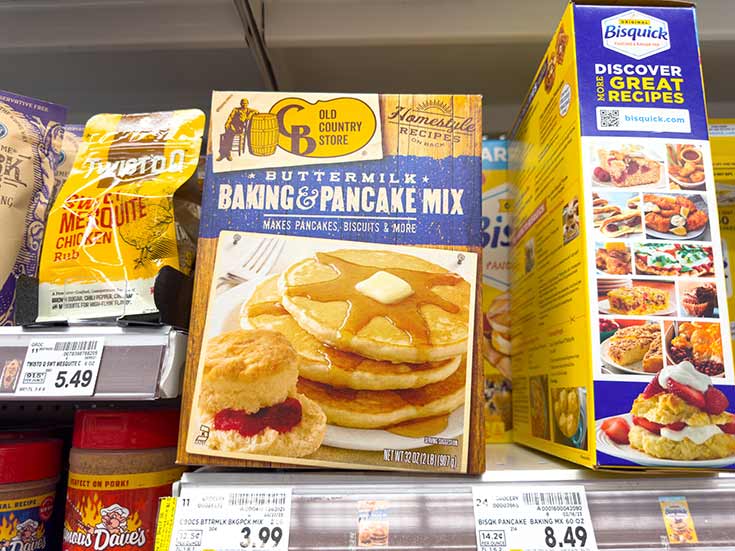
[642, 193, 708, 237]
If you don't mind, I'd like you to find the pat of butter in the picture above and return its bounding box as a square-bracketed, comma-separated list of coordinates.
[355, 271, 414, 304]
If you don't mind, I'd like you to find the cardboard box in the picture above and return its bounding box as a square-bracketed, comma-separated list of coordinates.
[711, 120, 735, 374]
[178, 92, 485, 473]
[510, 2, 734, 469]
[481, 139, 513, 442]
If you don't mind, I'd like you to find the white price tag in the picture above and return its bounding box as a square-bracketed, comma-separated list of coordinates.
[472, 485, 598, 551]
[172, 487, 291, 551]
[16, 338, 104, 397]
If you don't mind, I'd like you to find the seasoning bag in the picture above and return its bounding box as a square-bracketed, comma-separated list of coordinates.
[54, 124, 84, 199]
[37, 110, 205, 321]
[0, 90, 67, 325]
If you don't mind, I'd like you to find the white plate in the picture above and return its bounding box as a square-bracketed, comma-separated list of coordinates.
[207, 279, 468, 452]
[669, 174, 706, 190]
[645, 225, 706, 241]
[207, 278, 264, 337]
[599, 337, 653, 375]
[324, 407, 465, 451]
[598, 299, 676, 316]
[596, 414, 735, 468]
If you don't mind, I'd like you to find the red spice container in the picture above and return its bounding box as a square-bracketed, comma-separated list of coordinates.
[63, 410, 185, 551]
[0, 438, 62, 551]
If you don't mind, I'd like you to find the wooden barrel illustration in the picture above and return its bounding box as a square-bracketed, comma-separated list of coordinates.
[248, 113, 279, 156]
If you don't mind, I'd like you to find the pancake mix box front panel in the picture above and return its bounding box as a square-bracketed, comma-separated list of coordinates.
[510, 2, 735, 470]
[178, 92, 485, 473]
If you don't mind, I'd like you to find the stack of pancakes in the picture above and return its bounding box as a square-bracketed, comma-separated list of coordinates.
[243, 248, 470, 434]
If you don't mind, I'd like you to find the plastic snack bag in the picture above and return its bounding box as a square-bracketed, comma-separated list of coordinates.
[37, 110, 205, 322]
[53, 124, 84, 201]
[0, 90, 67, 325]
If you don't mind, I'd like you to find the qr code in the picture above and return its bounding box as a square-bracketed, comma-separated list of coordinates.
[599, 108, 620, 128]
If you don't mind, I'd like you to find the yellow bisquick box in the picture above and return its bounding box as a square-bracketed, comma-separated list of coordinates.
[481, 139, 513, 443]
[510, 2, 734, 470]
[711, 119, 735, 365]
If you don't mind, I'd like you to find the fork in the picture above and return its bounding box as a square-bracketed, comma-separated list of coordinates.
[219, 236, 285, 287]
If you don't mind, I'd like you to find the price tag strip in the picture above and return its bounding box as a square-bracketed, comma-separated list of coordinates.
[472, 485, 598, 551]
[171, 487, 291, 551]
[15, 337, 104, 397]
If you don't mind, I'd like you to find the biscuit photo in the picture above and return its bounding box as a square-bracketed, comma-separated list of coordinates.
[199, 329, 326, 458]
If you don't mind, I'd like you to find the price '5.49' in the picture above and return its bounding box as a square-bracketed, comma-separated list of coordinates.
[55, 369, 94, 389]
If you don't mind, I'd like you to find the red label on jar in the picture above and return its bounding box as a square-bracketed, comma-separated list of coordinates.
[62, 468, 184, 551]
[0, 492, 55, 551]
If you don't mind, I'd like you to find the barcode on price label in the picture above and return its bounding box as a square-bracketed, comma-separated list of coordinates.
[54, 340, 100, 352]
[16, 337, 104, 398]
[228, 492, 287, 507]
[173, 487, 292, 551]
[522, 491, 582, 507]
[473, 485, 598, 551]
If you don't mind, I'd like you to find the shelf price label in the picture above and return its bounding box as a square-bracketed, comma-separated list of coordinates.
[472, 485, 598, 551]
[171, 487, 291, 551]
[15, 337, 104, 397]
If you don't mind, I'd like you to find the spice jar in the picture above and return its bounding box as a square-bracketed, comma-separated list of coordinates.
[63, 410, 185, 551]
[0, 438, 62, 551]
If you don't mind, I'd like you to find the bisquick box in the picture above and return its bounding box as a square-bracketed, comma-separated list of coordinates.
[711, 119, 735, 367]
[510, 1, 735, 469]
[481, 139, 512, 443]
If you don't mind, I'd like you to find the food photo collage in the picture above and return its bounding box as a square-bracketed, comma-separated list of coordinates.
[587, 139, 727, 383]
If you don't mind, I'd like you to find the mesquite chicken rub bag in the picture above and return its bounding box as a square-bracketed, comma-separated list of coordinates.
[37, 110, 205, 322]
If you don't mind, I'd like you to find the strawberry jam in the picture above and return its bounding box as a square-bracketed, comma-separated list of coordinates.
[214, 398, 302, 436]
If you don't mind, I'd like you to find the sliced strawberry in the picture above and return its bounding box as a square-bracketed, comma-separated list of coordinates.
[603, 417, 630, 444]
[718, 421, 735, 435]
[666, 379, 705, 409]
[632, 415, 663, 435]
[642, 374, 664, 399]
[704, 386, 729, 415]
[665, 421, 687, 431]
[601, 417, 616, 431]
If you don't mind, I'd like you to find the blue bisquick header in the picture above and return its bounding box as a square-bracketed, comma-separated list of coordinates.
[575, 5, 707, 140]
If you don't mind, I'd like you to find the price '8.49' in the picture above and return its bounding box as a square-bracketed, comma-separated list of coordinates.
[545, 525, 588, 548]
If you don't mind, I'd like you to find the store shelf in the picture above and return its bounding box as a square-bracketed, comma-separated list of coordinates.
[264, 0, 735, 134]
[173, 447, 735, 550]
[0, 0, 270, 123]
[0, 325, 186, 401]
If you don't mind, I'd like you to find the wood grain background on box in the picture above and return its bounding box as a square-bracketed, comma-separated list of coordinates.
[177, 94, 485, 473]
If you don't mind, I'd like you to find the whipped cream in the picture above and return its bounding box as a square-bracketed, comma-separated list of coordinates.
[660, 424, 723, 444]
[659, 361, 710, 393]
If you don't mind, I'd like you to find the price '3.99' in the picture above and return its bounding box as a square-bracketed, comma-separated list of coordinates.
[241, 526, 283, 548]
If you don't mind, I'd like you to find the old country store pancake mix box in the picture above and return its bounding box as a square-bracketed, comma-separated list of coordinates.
[509, 2, 735, 470]
[178, 93, 485, 473]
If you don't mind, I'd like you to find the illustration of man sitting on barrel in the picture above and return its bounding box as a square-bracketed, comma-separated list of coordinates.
[218, 98, 258, 161]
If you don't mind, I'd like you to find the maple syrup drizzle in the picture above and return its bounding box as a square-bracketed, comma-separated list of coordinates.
[248, 298, 435, 373]
[247, 301, 288, 318]
[387, 414, 449, 437]
[319, 345, 364, 372]
[284, 253, 464, 345]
